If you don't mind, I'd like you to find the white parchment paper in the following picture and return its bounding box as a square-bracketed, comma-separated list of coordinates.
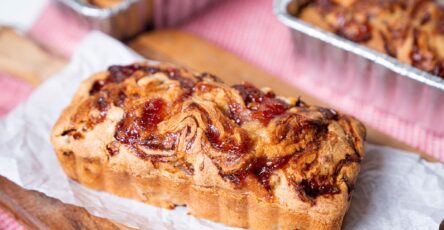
[0, 32, 443, 230]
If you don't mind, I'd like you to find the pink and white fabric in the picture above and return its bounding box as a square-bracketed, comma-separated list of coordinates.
[0, 73, 33, 116]
[0, 0, 443, 227]
[0, 209, 26, 230]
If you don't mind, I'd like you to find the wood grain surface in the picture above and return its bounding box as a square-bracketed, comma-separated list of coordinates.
[0, 29, 439, 229]
[0, 27, 66, 85]
[0, 176, 132, 230]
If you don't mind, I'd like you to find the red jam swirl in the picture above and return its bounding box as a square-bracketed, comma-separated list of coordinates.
[295, 178, 340, 202]
[189, 102, 252, 156]
[334, 15, 372, 43]
[294, 148, 361, 203]
[108, 64, 158, 83]
[380, 32, 397, 58]
[436, 11, 444, 34]
[60, 128, 83, 140]
[248, 156, 292, 192]
[89, 64, 161, 95]
[83, 95, 110, 130]
[205, 123, 252, 156]
[232, 83, 288, 125]
[114, 98, 176, 150]
[220, 156, 289, 190]
[106, 141, 120, 156]
[165, 68, 196, 93]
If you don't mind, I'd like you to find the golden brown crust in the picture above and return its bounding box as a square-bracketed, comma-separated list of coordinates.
[51, 63, 366, 229]
[296, 0, 444, 78]
[85, 0, 122, 8]
[57, 153, 345, 229]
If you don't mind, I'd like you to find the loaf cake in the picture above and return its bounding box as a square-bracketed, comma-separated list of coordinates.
[51, 63, 366, 229]
[294, 0, 444, 78]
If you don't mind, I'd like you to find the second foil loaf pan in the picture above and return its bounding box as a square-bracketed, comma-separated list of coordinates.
[56, 0, 217, 40]
[274, 0, 444, 134]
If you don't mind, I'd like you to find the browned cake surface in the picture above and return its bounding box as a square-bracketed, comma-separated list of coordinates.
[85, 0, 122, 8]
[51, 63, 366, 229]
[296, 0, 444, 78]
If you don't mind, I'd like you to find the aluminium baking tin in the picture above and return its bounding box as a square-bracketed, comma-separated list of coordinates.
[274, 0, 444, 134]
[56, 0, 154, 40]
[56, 0, 217, 40]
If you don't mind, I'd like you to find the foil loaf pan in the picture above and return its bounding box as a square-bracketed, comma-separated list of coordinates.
[56, 0, 154, 39]
[274, 0, 444, 134]
[55, 0, 216, 40]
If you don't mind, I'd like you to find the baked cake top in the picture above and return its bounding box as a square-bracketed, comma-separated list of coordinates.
[296, 0, 444, 78]
[52, 63, 365, 214]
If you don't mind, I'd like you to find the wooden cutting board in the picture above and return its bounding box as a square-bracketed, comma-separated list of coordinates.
[0, 28, 437, 229]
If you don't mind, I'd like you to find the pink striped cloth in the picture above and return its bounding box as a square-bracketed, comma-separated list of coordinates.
[0, 72, 33, 116]
[0, 0, 443, 228]
[28, 2, 90, 58]
[0, 209, 26, 230]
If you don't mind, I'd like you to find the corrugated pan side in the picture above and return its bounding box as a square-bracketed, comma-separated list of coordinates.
[274, 0, 444, 134]
[55, 0, 218, 40]
[56, 0, 154, 40]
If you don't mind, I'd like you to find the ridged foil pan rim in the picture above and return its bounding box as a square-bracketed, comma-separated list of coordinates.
[56, 0, 139, 18]
[274, 0, 444, 91]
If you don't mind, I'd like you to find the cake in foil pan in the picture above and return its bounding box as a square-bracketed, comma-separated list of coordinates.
[56, 0, 217, 39]
[275, 0, 444, 134]
[297, 0, 444, 79]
